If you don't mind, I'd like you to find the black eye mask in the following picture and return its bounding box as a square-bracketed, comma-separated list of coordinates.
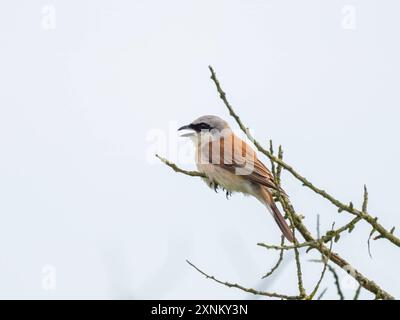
[190, 122, 212, 132]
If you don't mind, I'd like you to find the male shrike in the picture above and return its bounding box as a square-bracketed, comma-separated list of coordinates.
[179, 115, 294, 242]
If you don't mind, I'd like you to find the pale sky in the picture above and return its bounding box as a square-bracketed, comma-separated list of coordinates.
[0, 0, 399, 299]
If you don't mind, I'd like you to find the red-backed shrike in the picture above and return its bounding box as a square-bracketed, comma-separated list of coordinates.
[179, 115, 294, 242]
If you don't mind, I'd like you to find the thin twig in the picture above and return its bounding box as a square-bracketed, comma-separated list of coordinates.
[315, 217, 344, 300]
[310, 261, 345, 300]
[354, 285, 362, 300]
[321, 216, 361, 244]
[308, 224, 335, 299]
[276, 146, 283, 185]
[269, 145, 306, 298]
[317, 288, 328, 300]
[156, 154, 206, 178]
[367, 228, 376, 258]
[327, 265, 345, 300]
[362, 185, 369, 212]
[186, 260, 300, 300]
[278, 191, 305, 298]
[262, 235, 285, 279]
[290, 230, 305, 297]
[257, 241, 316, 251]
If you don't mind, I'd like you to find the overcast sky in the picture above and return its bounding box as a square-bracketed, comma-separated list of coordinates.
[0, 0, 399, 299]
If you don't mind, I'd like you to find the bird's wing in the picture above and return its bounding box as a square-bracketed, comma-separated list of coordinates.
[204, 133, 279, 191]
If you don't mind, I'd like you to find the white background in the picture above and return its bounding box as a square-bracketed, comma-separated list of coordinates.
[0, 0, 399, 299]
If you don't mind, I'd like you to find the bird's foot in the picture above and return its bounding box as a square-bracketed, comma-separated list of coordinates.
[210, 182, 219, 193]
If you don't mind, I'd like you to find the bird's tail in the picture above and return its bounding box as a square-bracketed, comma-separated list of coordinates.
[259, 187, 295, 243]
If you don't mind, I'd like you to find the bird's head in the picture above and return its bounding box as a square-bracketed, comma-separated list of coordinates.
[178, 115, 231, 142]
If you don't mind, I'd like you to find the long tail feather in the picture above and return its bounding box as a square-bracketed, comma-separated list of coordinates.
[270, 202, 295, 243]
[259, 187, 295, 243]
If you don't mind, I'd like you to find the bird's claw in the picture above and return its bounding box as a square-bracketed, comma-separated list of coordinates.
[209, 182, 231, 198]
[211, 182, 219, 193]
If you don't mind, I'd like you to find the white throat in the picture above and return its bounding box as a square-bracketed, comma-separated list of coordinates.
[189, 128, 231, 147]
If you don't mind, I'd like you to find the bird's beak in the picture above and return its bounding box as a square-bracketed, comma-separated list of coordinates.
[178, 124, 195, 137]
[178, 124, 191, 131]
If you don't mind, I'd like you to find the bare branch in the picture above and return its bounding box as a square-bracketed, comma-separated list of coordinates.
[308, 225, 334, 300]
[321, 216, 361, 244]
[327, 265, 345, 300]
[354, 285, 362, 300]
[317, 288, 328, 300]
[268, 145, 305, 298]
[186, 260, 300, 300]
[262, 235, 285, 279]
[291, 226, 306, 297]
[156, 154, 206, 178]
[160, 156, 394, 299]
[257, 241, 316, 251]
[281, 195, 394, 300]
[317, 214, 321, 239]
[362, 185, 369, 212]
[367, 227, 376, 258]
[311, 260, 345, 300]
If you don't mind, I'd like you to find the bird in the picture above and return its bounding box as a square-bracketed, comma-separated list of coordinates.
[178, 115, 294, 243]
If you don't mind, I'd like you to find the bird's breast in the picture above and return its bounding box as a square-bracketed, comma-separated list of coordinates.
[196, 163, 255, 195]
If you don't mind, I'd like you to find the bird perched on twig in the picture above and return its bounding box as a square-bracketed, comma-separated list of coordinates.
[178, 115, 294, 242]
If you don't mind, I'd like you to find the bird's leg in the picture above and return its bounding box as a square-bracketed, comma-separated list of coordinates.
[208, 181, 230, 198]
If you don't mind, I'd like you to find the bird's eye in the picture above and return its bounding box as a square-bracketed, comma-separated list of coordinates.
[193, 122, 211, 131]
[199, 123, 211, 130]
